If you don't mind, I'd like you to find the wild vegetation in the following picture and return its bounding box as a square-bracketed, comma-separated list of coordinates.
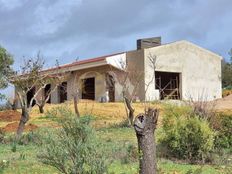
[0, 47, 232, 173]
[0, 101, 231, 174]
[0, 46, 14, 100]
[222, 49, 232, 89]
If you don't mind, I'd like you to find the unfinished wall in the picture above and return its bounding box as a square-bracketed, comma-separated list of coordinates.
[63, 65, 124, 102]
[144, 40, 222, 101]
[126, 50, 145, 101]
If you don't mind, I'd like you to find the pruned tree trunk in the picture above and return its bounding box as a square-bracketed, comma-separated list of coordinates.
[134, 108, 159, 174]
[17, 107, 30, 139]
[73, 96, 80, 117]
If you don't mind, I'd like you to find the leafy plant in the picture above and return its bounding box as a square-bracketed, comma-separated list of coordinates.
[11, 142, 17, 152]
[159, 105, 215, 163]
[0, 160, 9, 174]
[45, 105, 73, 120]
[121, 143, 138, 164]
[0, 129, 5, 144]
[17, 131, 42, 145]
[38, 109, 107, 174]
[214, 114, 232, 150]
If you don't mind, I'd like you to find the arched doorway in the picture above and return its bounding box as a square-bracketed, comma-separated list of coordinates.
[106, 74, 115, 102]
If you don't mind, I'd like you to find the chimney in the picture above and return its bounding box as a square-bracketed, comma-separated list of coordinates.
[137, 36, 161, 50]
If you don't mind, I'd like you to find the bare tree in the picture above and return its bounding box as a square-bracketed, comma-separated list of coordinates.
[108, 58, 144, 126]
[70, 72, 80, 117]
[9, 54, 63, 138]
[108, 54, 160, 173]
[35, 78, 63, 114]
[120, 53, 157, 125]
[146, 53, 157, 94]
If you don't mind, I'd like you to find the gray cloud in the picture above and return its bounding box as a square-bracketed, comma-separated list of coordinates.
[0, 0, 231, 70]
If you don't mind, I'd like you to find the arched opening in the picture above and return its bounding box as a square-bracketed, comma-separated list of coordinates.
[59, 82, 67, 103]
[27, 87, 36, 106]
[106, 74, 115, 102]
[82, 77, 95, 100]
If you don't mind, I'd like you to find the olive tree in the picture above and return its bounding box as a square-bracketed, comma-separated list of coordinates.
[0, 46, 14, 100]
[9, 54, 64, 138]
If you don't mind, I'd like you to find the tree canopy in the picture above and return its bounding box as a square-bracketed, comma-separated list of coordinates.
[0, 46, 14, 99]
[222, 49, 232, 89]
[229, 49, 232, 63]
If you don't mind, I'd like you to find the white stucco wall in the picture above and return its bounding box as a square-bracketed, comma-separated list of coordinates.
[106, 53, 126, 70]
[144, 40, 222, 101]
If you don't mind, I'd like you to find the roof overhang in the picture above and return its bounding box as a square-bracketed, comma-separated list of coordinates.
[41, 52, 126, 75]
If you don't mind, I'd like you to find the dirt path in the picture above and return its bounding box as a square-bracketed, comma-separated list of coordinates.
[214, 94, 232, 110]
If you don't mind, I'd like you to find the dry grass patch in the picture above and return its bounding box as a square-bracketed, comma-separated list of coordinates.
[28, 100, 162, 128]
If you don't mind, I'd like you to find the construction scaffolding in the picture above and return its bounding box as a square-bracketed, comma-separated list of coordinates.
[155, 71, 180, 100]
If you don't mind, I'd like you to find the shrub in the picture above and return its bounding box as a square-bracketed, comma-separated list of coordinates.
[38, 109, 107, 174]
[11, 142, 17, 152]
[17, 131, 42, 145]
[0, 129, 5, 144]
[159, 105, 215, 163]
[0, 160, 9, 174]
[214, 114, 232, 150]
[45, 105, 72, 120]
[186, 97, 216, 120]
[120, 143, 138, 164]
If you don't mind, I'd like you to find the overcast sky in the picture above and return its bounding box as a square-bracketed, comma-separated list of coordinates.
[0, 0, 232, 68]
[0, 0, 232, 99]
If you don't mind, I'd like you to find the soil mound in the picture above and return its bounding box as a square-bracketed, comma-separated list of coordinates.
[1, 122, 38, 132]
[0, 110, 21, 122]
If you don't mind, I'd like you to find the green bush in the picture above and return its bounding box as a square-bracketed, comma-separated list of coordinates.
[17, 131, 42, 145]
[0, 159, 9, 174]
[214, 114, 232, 150]
[0, 129, 5, 144]
[45, 105, 72, 120]
[121, 143, 138, 164]
[38, 109, 107, 174]
[159, 105, 215, 163]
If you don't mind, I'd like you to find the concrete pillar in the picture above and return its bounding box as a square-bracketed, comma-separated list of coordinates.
[51, 84, 59, 104]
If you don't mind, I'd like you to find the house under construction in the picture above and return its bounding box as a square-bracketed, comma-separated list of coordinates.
[22, 37, 222, 104]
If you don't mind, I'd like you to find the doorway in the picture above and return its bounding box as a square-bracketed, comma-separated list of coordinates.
[106, 74, 115, 102]
[44, 84, 51, 103]
[27, 87, 36, 106]
[59, 82, 67, 103]
[155, 71, 181, 100]
[82, 78, 95, 100]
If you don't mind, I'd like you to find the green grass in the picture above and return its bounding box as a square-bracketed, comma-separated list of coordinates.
[0, 109, 231, 174]
[0, 144, 222, 174]
[0, 127, 226, 174]
[0, 144, 59, 174]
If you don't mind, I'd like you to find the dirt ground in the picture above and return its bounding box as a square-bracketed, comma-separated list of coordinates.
[1, 122, 38, 132]
[214, 94, 232, 110]
[0, 110, 21, 122]
[0, 96, 231, 133]
[0, 110, 38, 132]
